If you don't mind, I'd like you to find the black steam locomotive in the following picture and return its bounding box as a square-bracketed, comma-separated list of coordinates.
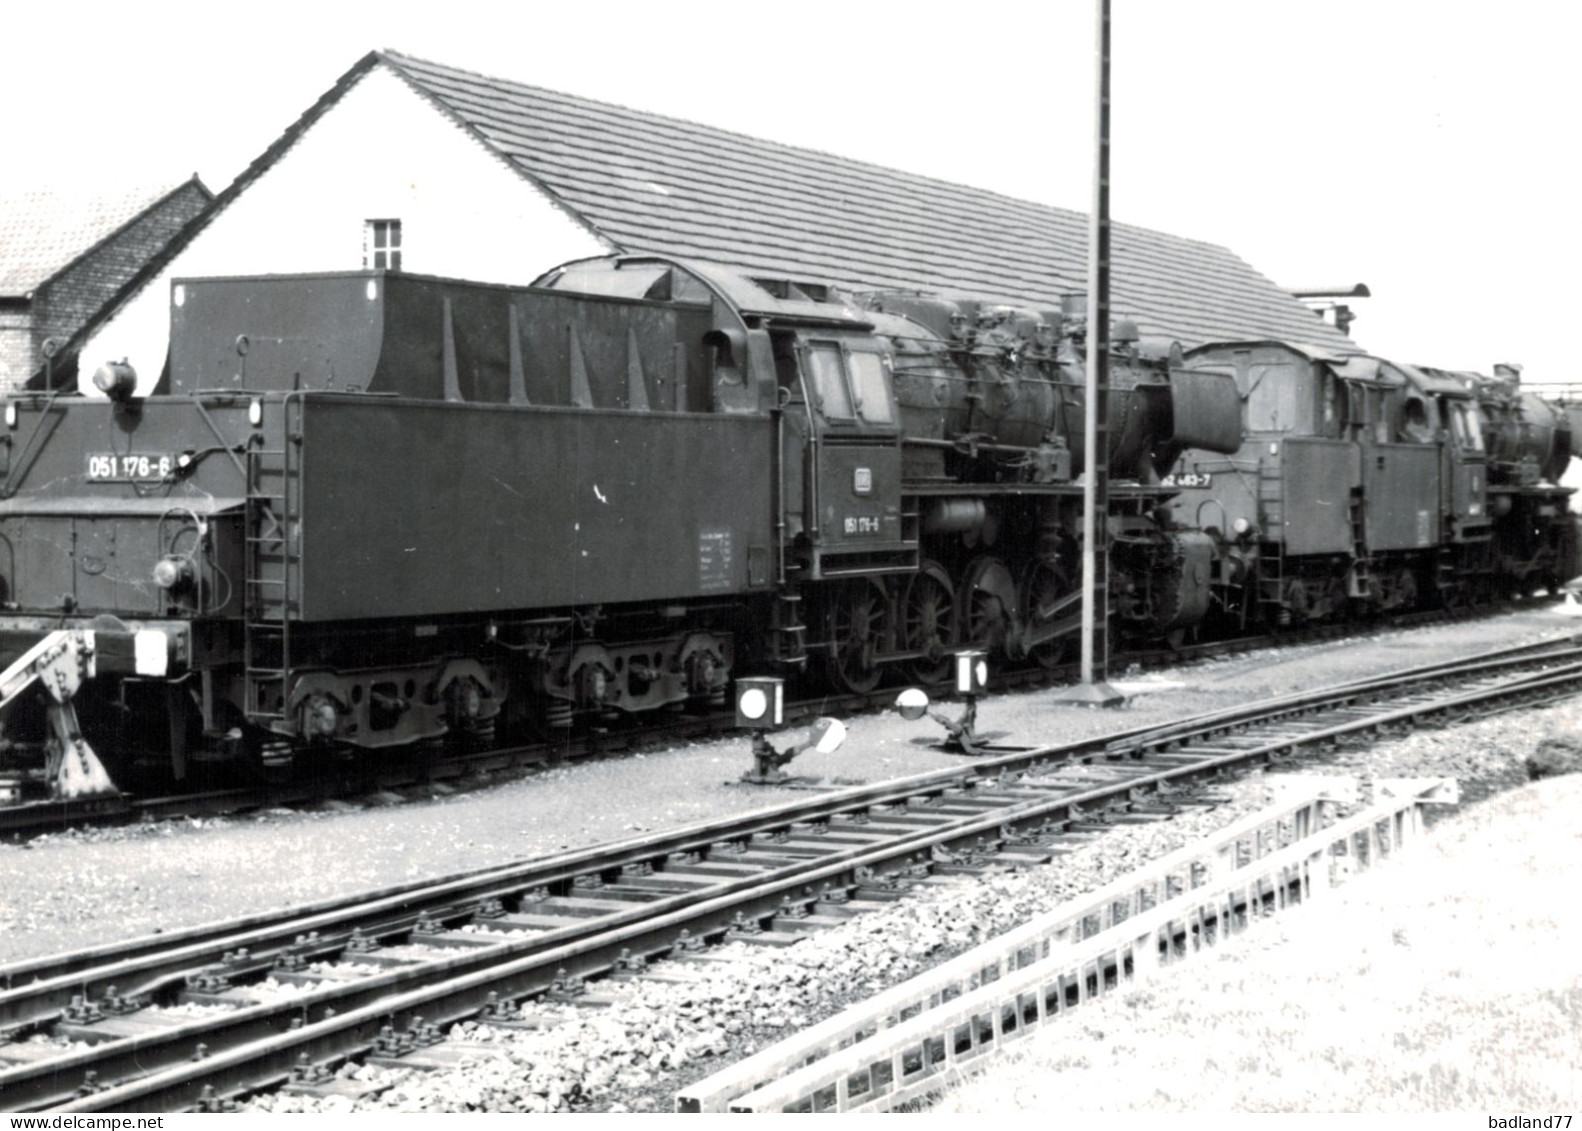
[0, 255, 1569, 804]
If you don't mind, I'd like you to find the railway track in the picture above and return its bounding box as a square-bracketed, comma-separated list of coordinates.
[684, 776, 1457, 1112]
[0, 599, 1548, 838]
[2, 631, 1578, 1113]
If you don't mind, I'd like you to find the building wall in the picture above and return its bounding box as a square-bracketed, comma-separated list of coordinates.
[0, 302, 29, 391]
[81, 65, 613, 394]
[0, 185, 210, 393]
[34, 182, 213, 383]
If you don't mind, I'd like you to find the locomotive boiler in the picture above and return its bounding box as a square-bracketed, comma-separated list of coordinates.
[0, 254, 1237, 802]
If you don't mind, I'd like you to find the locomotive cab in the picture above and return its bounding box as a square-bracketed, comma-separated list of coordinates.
[1395, 363, 1489, 546]
[780, 332, 909, 579]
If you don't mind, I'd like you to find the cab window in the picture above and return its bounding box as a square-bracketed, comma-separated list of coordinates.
[1244, 362, 1311, 433]
[1454, 403, 1485, 451]
[806, 342, 894, 425]
[806, 344, 853, 419]
[847, 352, 893, 424]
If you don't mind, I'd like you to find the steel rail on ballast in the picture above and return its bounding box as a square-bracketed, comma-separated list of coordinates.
[706, 780, 1457, 1112]
[2, 634, 1578, 1026]
[42, 654, 1582, 1114]
[5, 629, 1574, 999]
[3, 642, 1580, 1111]
[6, 632, 1575, 1031]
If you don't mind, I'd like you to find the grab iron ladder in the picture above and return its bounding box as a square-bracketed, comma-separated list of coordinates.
[1255, 458, 1285, 620]
[1347, 489, 1373, 599]
[243, 397, 301, 730]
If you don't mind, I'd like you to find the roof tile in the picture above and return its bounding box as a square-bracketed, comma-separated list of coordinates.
[382, 50, 1357, 353]
[0, 181, 199, 297]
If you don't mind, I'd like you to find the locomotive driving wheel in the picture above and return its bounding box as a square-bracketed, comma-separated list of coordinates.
[899, 562, 956, 684]
[820, 578, 889, 695]
[1018, 560, 1074, 670]
[961, 556, 1018, 655]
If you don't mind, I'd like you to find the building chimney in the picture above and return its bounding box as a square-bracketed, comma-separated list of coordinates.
[1290, 284, 1371, 338]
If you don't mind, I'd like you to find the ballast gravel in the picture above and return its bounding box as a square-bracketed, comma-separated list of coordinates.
[241, 692, 1580, 1115]
[0, 607, 1577, 1113]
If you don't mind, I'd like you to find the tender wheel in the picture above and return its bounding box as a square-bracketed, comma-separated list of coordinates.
[1323, 576, 1349, 622]
[821, 579, 888, 694]
[1018, 560, 1074, 670]
[1283, 578, 1311, 624]
[235, 723, 299, 786]
[900, 562, 956, 684]
[1393, 567, 1419, 611]
[1438, 574, 1469, 610]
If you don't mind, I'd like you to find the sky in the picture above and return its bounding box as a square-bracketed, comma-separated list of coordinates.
[4, 0, 1577, 384]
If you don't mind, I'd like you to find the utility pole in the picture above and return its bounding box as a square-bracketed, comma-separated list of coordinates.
[1057, 0, 1124, 708]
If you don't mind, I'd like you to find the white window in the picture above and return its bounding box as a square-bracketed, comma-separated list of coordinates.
[364, 219, 402, 271]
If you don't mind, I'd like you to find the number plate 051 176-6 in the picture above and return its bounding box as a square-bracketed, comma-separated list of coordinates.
[86, 454, 175, 482]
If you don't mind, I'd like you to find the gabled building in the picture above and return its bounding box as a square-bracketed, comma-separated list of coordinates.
[78, 51, 1360, 393]
[0, 178, 212, 390]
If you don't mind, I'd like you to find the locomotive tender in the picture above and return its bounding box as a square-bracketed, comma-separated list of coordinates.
[0, 255, 1240, 801]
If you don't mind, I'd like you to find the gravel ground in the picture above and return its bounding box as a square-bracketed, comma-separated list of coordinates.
[1, 607, 1577, 1113]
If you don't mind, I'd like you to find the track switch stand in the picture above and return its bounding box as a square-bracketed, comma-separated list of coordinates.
[735, 676, 846, 784]
[897, 650, 991, 755]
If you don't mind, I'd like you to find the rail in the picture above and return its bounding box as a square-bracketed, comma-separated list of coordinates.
[6, 638, 1568, 1113]
[700, 776, 1458, 1113]
[675, 777, 1345, 1111]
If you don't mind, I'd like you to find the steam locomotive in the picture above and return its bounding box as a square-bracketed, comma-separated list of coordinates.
[1162, 344, 1575, 627]
[0, 254, 1569, 804]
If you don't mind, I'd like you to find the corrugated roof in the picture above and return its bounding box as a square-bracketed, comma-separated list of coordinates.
[0, 179, 205, 297]
[379, 50, 1361, 354]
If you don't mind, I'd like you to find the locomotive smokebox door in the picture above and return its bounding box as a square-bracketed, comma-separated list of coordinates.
[735, 677, 784, 729]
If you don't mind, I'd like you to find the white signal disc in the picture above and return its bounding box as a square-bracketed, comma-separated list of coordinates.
[739, 688, 768, 720]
